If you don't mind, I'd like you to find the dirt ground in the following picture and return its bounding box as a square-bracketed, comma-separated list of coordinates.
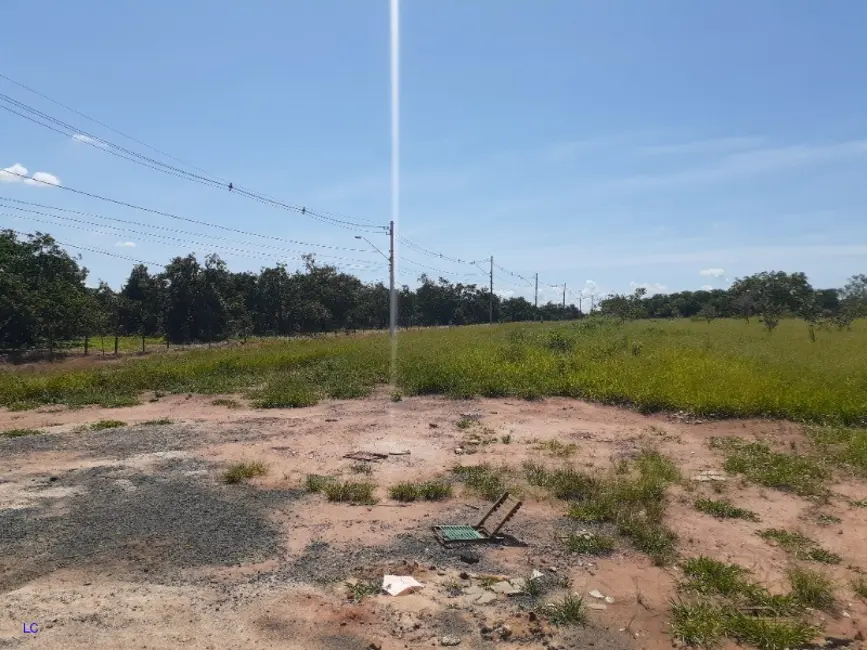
[2, 392, 866, 649]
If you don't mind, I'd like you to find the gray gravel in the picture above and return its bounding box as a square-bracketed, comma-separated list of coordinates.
[0, 458, 301, 593]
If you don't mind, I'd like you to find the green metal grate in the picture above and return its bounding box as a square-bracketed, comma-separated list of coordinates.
[436, 525, 485, 541]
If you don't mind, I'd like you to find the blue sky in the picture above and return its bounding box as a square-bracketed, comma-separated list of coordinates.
[2, 0, 867, 305]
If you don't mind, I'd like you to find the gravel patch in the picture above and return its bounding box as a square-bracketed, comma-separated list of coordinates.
[0, 422, 282, 460]
[0, 462, 302, 593]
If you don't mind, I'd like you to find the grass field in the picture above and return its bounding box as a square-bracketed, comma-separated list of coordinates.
[1, 318, 866, 424]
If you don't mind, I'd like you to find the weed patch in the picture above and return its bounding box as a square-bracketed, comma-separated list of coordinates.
[711, 437, 827, 496]
[89, 419, 127, 431]
[787, 566, 836, 612]
[758, 529, 841, 564]
[540, 595, 587, 626]
[305, 474, 335, 493]
[222, 460, 269, 484]
[807, 426, 867, 476]
[345, 581, 379, 603]
[212, 398, 241, 409]
[852, 576, 867, 599]
[1, 428, 42, 438]
[323, 480, 377, 505]
[452, 464, 509, 500]
[349, 461, 373, 475]
[140, 418, 172, 426]
[565, 531, 615, 555]
[694, 498, 760, 521]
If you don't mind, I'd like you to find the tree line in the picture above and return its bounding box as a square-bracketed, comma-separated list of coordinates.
[0, 230, 581, 350]
[596, 271, 867, 334]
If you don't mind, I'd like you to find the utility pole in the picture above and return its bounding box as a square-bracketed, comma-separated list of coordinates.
[489, 255, 494, 324]
[579, 294, 583, 314]
[389, 220, 396, 340]
[534, 273, 539, 321]
[562, 283, 567, 310]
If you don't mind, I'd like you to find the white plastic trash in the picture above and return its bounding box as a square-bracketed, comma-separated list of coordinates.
[382, 575, 424, 596]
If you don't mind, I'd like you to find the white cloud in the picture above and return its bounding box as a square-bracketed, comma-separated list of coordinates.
[700, 268, 725, 278]
[27, 171, 62, 187]
[701, 284, 714, 291]
[72, 133, 108, 149]
[581, 280, 598, 295]
[1, 162, 62, 187]
[115, 241, 136, 248]
[0, 163, 30, 183]
[630, 281, 668, 296]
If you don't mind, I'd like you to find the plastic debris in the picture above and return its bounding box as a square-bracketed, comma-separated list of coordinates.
[589, 589, 605, 599]
[382, 575, 423, 596]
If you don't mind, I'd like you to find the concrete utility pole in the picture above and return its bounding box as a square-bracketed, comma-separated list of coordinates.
[579, 294, 583, 314]
[534, 273, 539, 320]
[355, 229, 397, 339]
[489, 255, 494, 324]
[562, 283, 567, 309]
[389, 221, 396, 340]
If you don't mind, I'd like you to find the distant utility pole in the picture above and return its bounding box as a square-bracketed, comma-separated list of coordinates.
[534, 273, 539, 320]
[489, 255, 494, 324]
[389, 220, 396, 339]
[562, 283, 567, 309]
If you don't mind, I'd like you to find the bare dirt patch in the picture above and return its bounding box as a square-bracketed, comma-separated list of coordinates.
[2, 395, 866, 649]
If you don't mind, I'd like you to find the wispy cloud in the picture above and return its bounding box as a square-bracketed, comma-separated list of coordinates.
[700, 268, 725, 278]
[701, 284, 714, 291]
[115, 241, 136, 248]
[0, 163, 62, 187]
[612, 139, 867, 191]
[635, 136, 763, 157]
[72, 133, 108, 149]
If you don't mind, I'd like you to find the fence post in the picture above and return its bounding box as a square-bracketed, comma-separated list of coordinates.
[142, 334, 146, 353]
[114, 335, 119, 355]
[84, 334, 89, 356]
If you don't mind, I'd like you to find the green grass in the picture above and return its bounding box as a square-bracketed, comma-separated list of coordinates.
[140, 418, 172, 426]
[852, 576, 867, 599]
[1, 427, 42, 437]
[758, 529, 842, 564]
[89, 419, 127, 430]
[322, 480, 377, 505]
[222, 460, 269, 484]
[694, 498, 760, 521]
[711, 437, 828, 496]
[211, 398, 242, 409]
[2, 319, 866, 424]
[305, 474, 335, 493]
[565, 531, 616, 555]
[787, 566, 836, 612]
[561, 448, 680, 566]
[672, 557, 824, 649]
[536, 439, 577, 457]
[345, 580, 379, 603]
[806, 425, 867, 476]
[540, 595, 587, 627]
[452, 463, 509, 500]
[388, 480, 453, 502]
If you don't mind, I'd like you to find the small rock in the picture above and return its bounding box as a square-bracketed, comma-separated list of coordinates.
[589, 589, 605, 599]
[528, 612, 538, 622]
[454, 448, 464, 455]
[429, 423, 439, 428]
[459, 572, 470, 580]
[440, 636, 461, 646]
[475, 591, 498, 605]
[587, 603, 608, 611]
[480, 625, 493, 634]
[459, 552, 480, 565]
[604, 596, 615, 604]
[498, 625, 512, 640]
[368, 644, 382, 650]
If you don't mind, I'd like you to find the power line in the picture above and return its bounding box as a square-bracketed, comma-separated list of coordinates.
[0, 197, 373, 254]
[8, 229, 166, 268]
[0, 168, 386, 247]
[0, 77, 384, 231]
[0, 210, 382, 269]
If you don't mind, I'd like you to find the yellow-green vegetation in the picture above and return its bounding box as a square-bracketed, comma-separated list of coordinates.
[694, 498, 760, 522]
[322, 480, 377, 505]
[89, 419, 127, 431]
[540, 595, 587, 627]
[140, 418, 172, 426]
[451, 463, 510, 500]
[757, 529, 842, 564]
[526, 448, 680, 565]
[211, 398, 242, 408]
[1, 427, 42, 437]
[565, 530, 616, 555]
[852, 576, 867, 599]
[670, 556, 829, 649]
[222, 460, 269, 484]
[348, 461, 373, 475]
[806, 425, 867, 476]
[1, 319, 865, 424]
[345, 580, 379, 603]
[710, 437, 827, 496]
[388, 480, 453, 502]
[536, 439, 577, 457]
[304, 474, 334, 493]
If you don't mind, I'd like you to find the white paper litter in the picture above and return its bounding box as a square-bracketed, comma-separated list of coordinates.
[382, 575, 423, 596]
